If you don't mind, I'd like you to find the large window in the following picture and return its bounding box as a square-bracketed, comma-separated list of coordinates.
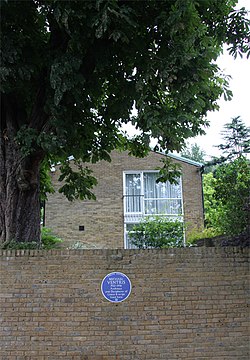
[123, 171, 183, 248]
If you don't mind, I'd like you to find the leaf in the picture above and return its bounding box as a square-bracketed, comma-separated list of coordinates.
[58, 161, 97, 201]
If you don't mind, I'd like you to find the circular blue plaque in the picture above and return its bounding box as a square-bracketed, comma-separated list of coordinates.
[101, 272, 132, 303]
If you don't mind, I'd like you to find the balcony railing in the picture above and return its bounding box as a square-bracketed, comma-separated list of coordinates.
[123, 195, 183, 218]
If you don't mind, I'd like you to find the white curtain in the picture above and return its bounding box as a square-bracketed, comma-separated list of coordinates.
[125, 172, 182, 215]
[143, 173, 182, 215]
[125, 174, 142, 213]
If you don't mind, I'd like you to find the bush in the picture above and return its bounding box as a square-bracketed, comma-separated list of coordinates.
[0, 228, 63, 250]
[0, 240, 38, 250]
[128, 216, 184, 249]
[41, 227, 63, 249]
[185, 227, 222, 247]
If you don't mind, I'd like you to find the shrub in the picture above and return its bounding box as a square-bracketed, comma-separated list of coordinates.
[185, 227, 222, 247]
[128, 216, 184, 249]
[0, 240, 38, 250]
[0, 228, 63, 250]
[41, 227, 63, 249]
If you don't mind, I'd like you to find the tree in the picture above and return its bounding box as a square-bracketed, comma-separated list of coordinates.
[208, 116, 250, 165]
[203, 118, 250, 236]
[1, 1, 249, 244]
[217, 116, 250, 159]
[203, 157, 250, 236]
[181, 143, 206, 163]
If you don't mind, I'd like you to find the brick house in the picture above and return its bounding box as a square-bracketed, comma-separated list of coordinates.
[45, 150, 204, 248]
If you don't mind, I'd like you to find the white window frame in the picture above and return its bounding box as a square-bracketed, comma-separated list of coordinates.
[123, 170, 184, 249]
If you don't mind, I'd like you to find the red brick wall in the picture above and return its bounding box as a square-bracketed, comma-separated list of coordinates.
[0, 248, 248, 359]
[45, 151, 204, 248]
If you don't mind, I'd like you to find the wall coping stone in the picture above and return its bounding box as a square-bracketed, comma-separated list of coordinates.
[0, 247, 249, 258]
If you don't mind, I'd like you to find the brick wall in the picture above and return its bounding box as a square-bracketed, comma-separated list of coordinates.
[0, 248, 249, 359]
[45, 151, 204, 248]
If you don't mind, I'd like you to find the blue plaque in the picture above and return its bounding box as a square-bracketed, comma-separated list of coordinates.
[101, 272, 132, 303]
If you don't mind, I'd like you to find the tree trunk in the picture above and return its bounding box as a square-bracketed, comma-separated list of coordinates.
[0, 97, 43, 245]
[0, 150, 42, 245]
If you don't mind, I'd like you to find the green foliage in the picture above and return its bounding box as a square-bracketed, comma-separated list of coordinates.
[225, 7, 250, 59]
[128, 216, 184, 249]
[40, 159, 55, 201]
[203, 172, 223, 228]
[181, 143, 206, 163]
[2, 0, 250, 164]
[0, 240, 39, 250]
[203, 118, 250, 236]
[218, 116, 250, 159]
[207, 117, 250, 166]
[156, 157, 182, 185]
[58, 160, 97, 201]
[41, 227, 63, 250]
[203, 157, 250, 236]
[0, 228, 63, 250]
[213, 156, 250, 235]
[186, 226, 222, 247]
[1, 1, 250, 243]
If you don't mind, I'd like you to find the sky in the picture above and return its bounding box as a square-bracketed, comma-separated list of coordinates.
[190, 0, 250, 159]
[125, 0, 249, 160]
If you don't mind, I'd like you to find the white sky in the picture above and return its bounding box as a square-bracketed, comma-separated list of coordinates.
[190, 0, 250, 158]
[125, 0, 249, 159]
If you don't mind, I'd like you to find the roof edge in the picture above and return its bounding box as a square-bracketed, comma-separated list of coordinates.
[59, 151, 204, 168]
[154, 150, 204, 167]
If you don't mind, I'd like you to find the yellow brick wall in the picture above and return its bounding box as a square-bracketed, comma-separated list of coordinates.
[45, 151, 204, 248]
[0, 248, 249, 359]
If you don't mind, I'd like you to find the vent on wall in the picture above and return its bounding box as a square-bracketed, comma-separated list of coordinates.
[79, 226, 85, 231]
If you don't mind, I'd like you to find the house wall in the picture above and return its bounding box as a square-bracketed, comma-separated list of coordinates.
[45, 151, 204, 248]
[0, 248, 249, 359]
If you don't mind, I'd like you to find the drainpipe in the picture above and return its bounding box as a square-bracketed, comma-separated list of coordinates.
[200, 165, 205, 228]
